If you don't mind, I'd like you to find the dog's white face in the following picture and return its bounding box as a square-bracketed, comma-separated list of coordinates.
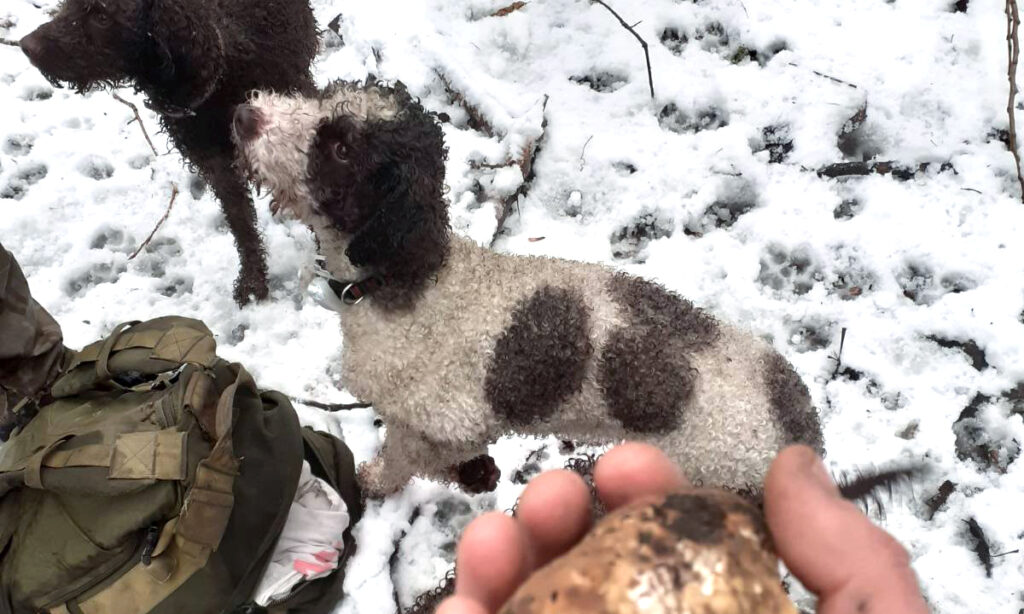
[234, 83, 402, 221]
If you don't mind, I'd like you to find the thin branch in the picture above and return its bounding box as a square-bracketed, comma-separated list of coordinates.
[112, 91, 159, 157]
[1007, 0, 1024, 202]
[0, 38, 19, 47]
[579, 135, 594, 170]
[591, 0, 654, 99]
[290, 396, 372, 411]
[787, 62, 859, 89]
[129, 184, 178, 260]
[830, 327, 848, 379]
[491, 1, 527, 17]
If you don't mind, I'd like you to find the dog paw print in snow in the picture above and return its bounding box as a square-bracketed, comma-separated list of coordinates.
[3, 134, 35, 157]
[683, 178, 759, 236]
[609, 209, 674, 262]
[569, 71, 628, 93]
[785, 314, 837, 353]
[826, 244, 877, 300]
[77, 155, 115, 180]
[658, 102, 729, 134]
[757, 243, 824, 297]
[64, 260, 127, 297]
[895, 261, 979, 306]
[0, 162, 48, 200]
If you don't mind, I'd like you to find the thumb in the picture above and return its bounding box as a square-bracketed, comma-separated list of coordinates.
[764, 446, 929, 614]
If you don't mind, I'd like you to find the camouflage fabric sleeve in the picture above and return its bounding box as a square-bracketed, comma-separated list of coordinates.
[0, 243, 65, 412]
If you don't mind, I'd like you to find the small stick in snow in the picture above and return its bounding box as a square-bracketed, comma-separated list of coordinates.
[491, 1, 527, 17]
[591, 0, 655, 99]
[964, 517, 993, 577]
[112, 91, 160, 158]
[128, 183, 179, 260]
[787, 62, 859, 89]
[1006, 0, 1024, 202]
[925, 479, 956, 520]
[829, 327, 848, 379]
[290, 396, 372, 411]
[0, 38, 20, 47]
[389, 506, 422, 612]
[579, 135, 594, 170]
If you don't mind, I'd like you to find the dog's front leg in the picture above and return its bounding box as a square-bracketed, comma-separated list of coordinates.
[357, 421, 433, 498]
[357, 420, 494, 498]
[196, 151, 270, 305]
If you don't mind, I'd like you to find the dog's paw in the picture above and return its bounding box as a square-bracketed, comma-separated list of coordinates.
[356, 458, 407, 499]
[455, 455, 501, 494]
[233, 271, 270, 305]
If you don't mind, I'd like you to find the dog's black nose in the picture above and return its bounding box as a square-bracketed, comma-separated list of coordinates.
[19, 30, 44, 62]
[233, 104, 264, 142]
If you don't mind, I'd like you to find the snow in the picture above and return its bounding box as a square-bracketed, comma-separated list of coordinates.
[2, 0, 1024, 611]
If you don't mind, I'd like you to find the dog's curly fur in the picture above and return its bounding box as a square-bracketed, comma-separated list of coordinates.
[19, 0, 319, 305]
[234, 79, 825, 498]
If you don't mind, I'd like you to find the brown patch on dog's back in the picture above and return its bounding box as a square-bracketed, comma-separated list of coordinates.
[763, 352, 824, 452]
[609, 273, 719, 345]
[599, 274, 719, 433]
[486, 286, 593, 425]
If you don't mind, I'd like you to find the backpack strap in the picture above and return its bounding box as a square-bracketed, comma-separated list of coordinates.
[94, 321, 139, 381]
[52, 317, 218, 398]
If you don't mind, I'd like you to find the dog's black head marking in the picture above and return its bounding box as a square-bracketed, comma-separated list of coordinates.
[306, 83, 451, 308]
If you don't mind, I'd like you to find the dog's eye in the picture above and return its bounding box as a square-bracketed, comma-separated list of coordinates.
[332, 140, 348, 162]
[89, 11, 112, 28]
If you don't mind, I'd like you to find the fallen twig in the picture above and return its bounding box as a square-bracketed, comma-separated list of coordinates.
[579, 135, 594, 170]
[0, 38, 19, 47]
[434, 69, 496, 137]
[492, 1, 527, 17]
[129, 184, 178, 260]
[817, 160, 944, 181]
[787, 62, 858, 89]
[491, 96, 549, 246]
[112, 91, 159, 157]
[830, 327, 848, 379]
[591, 0, 654, 98]
[389, 506, 422, 612]
[925, 480, 956, 520]
[1006, 0, 1024, 202]
[965, 517, 993, 577]
[290, 396, 372, 411]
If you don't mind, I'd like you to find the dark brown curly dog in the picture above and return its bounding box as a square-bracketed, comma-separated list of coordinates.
[19, 0, 319, 305]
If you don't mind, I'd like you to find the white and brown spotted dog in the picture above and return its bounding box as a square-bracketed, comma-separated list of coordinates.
[232, 79, 824, 498]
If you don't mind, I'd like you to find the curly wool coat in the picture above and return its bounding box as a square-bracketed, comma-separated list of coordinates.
[233, 80, 825, 498]
[19, 0, 319, 304]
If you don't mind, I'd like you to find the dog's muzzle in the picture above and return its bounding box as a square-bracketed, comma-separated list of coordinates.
[233, 104, 264, 143]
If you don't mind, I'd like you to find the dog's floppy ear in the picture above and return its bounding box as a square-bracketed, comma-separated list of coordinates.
[345, 108, 450, 302]
[145, 0, 224, 115]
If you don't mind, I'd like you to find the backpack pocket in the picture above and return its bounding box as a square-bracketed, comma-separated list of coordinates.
[8, 494, 138, 608]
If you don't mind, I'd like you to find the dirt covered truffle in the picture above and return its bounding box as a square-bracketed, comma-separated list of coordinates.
[499, 488, 796, 614]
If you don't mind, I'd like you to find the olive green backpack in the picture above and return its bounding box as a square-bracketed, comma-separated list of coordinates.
[0, 317, 362, 614]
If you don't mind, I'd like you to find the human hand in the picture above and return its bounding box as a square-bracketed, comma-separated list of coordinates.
[437, 443, 929, 614]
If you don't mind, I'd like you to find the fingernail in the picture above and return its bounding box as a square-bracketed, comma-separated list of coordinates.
[802, 449, 839, 497]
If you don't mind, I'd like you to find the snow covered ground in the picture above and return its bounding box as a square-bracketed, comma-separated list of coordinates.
[2, 0, 1024, 611]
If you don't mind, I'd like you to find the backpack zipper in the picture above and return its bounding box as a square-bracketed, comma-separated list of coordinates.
[40, 533, 144, 609]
